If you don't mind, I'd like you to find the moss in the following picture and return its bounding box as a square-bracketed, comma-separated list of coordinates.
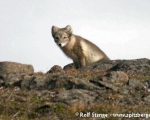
[36, 105, 51, 114]
[28, 113, 37, 119]
[54, 103, 67, 113]
[0, 107, 3, 115]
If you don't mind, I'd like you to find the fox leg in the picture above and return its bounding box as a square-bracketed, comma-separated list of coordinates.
[80, 57, 86, 67]
[73, 60, 80, 69]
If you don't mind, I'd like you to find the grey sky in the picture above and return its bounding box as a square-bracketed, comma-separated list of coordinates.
[1, 0, 150, 72]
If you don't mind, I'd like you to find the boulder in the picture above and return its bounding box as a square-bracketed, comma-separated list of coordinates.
[47, 65, 64, 74]
[0, 62, 34, 75]
[0, 62, 34, 87]
[63, 63, 75, 70]
[0, 58, 150, 120]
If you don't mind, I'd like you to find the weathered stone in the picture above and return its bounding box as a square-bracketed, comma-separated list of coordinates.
[142, 95, 150, 102]
[0, 62, 34, 75]
[0, 62, 34, 87]
[105, 71, 129, 87]
[146, 79, 150, 88]
[5, 73, 22, 86]
[89, 71, 129, 92]
[47, 65, 64, 73]
[21, 75, 35, 90]
[21, 79, 34, 90]
[33, 76, 48, 90]
[0, 58, 150, 120]
[127, 79, 146, 88]
[90, 80, 119, 92]
[45, 73, 101, 91]
[63, 63, 75, 70]
[0, 79, 4, 87]
[53, 89, 97, 112]
[109, 58, 150, 76]
[80, 58, 150, 76]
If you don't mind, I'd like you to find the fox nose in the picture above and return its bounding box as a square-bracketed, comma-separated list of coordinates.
[58, 43, 61, 47]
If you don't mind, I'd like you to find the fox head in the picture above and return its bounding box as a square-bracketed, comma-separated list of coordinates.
[51, 25, 72, 47]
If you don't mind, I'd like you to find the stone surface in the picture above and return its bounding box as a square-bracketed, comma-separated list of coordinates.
[0, 62, 34, 87]
[0, 62, 34, 75]
[63, 63, 75, 70]
[0, 58, 150, 120]
[47, 65, 64, 73]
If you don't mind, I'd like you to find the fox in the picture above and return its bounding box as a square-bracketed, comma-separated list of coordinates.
[51, 25, 110, 69]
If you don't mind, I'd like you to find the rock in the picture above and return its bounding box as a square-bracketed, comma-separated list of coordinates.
[32, 75, 49, 90]
[0, 79, 4, 87]
[21, 72, 50, 90]
[142, 95, 150, 102]
[21, 75, 35, 90]
[89, 71, 129, 92]
[0, 62, 34, 87]
[108, 58, 150, 76]
[146, 79, 150, 88]
[53, 89, 97, 112]
[4, 73, 22, 86]
[45, 73, 102, 91]
[127, 79, 146, 89]
[0, 58, 150, 119]
[80, 60, 114, 71]
[47, 65, 64, 73]
[80, 58, 150, 76]
[93, 80, 119, 92]
[0, 62, 34, 75]
[63, 63, 75, 70]
[104, 71, 129, 86]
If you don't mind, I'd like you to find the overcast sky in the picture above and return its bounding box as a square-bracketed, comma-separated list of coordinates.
[1, 0, 150, 72]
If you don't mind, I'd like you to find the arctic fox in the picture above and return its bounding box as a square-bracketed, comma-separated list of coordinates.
[51, 25, 110, 69]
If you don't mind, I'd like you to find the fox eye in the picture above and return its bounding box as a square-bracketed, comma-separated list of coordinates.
[63, 36, 67, 39]
[55, 37, 59, 40]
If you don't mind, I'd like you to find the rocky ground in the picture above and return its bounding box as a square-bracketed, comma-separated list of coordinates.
[0, 58, 150, 120]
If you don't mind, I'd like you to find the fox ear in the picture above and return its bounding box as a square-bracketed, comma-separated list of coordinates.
[65, 25, 72, 34]
[52, 26, 58, 36]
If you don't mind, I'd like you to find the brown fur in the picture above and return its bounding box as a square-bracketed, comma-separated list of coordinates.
[52, 25, 110, 69]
